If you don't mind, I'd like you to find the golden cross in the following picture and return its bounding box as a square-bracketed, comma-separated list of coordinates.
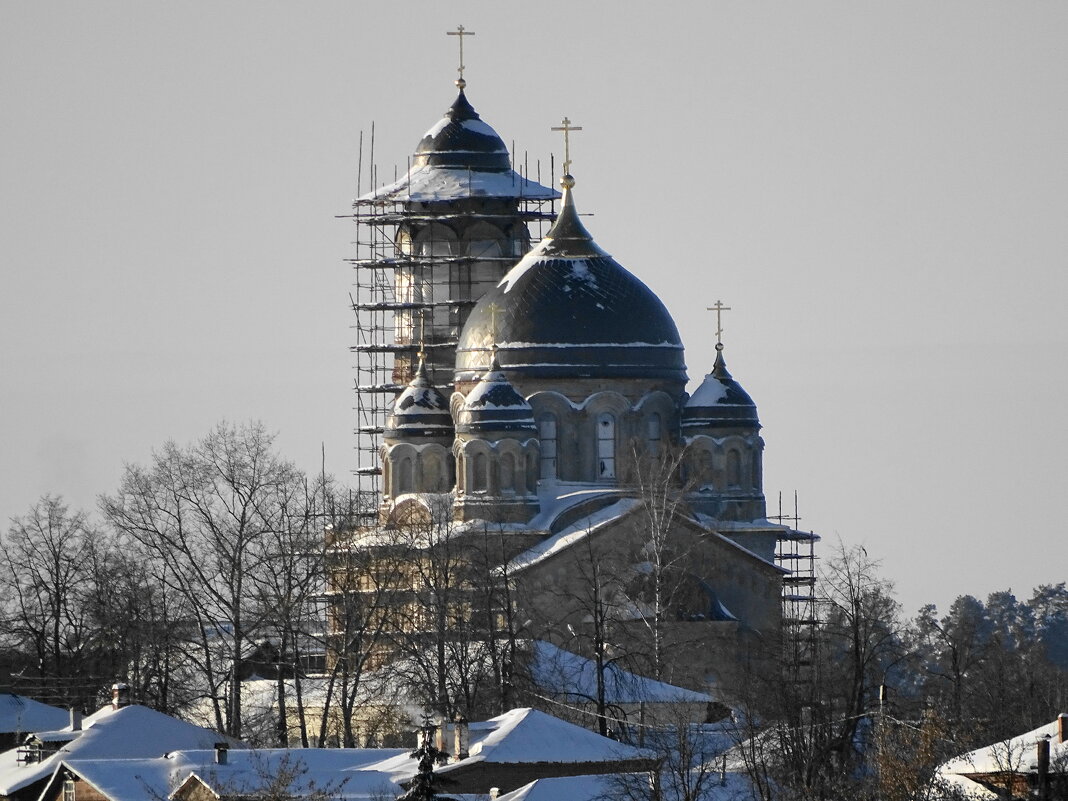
[487, 302, 499, 343]
[706, 300, 732, 345]
[551, 117, 583, 176]
[447, 25, 475, 84]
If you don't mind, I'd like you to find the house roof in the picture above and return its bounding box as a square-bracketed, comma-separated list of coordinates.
[0, 695, 70, 738]
[528, 641, 713, 705]
[0, 705, 238, 796]
[45, 748, 405, 801]
[939, 716, 1068, 777]
[359, 708, 655, 782]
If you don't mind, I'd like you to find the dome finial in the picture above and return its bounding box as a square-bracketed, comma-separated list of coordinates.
[551, 117, 583, 189]
[447, 25, 475, 90]
[706, 300, 732, 348]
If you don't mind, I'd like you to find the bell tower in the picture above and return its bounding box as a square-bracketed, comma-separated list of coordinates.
[347, 34, 557, 513]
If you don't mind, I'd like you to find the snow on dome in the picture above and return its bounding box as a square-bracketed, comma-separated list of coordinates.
[456, 186, 685, 385]
[456, 355, 536, 435]
[356, 90, 557, 203]
[385, 359, 453, 439]
[683, 349, 758, 430]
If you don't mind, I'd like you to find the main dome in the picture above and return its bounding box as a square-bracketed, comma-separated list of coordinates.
[455, 186, 686, 383]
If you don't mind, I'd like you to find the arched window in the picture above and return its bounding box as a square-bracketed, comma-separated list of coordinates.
[597, 413, 616, 479]
[646, 413, 662, 462]
[423, 454, 441, 492]
[473, 452, 489, 492]
[726, 449, 741, 488]
[397, 456, 413, 494]
[500, 453, 515, 494]
[698, 449, 714, 486]
[539, 415, 557, 479]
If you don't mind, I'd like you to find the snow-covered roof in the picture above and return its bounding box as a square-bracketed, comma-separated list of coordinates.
[495, 774, 616, 801]
[359, 708, 654, 782]
[357, 165, 558, 203]
[0, 695, 70, 738]
[0, 705, 237, 796]
[529, 641, 713, 705]
[50, 748, 404, 801]
[939, 717, 1068, 777]
[506, 499, 641, 574]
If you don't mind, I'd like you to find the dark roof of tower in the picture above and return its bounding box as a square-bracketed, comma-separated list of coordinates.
[456, 351, 537, 435]
[413, 90, 510, 171]
[385, 358, 453, 439]
[682, 347, 759, 430]
[356, 90, 557, 203]
[455, 185, 686, 383]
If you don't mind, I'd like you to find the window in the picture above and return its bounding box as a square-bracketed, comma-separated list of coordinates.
[63, 780, 75, 801]
[646, 413, 662, 461]
[397, 456, 413, 494]
[597, 413, 616, 479]
[539, 415, 557, 479]
[726, 450, 741, 487]
[473, 452, 489, 492]
[500, 453, 515, 494]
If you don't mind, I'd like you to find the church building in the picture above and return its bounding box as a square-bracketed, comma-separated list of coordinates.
[334, 54, 807, 713]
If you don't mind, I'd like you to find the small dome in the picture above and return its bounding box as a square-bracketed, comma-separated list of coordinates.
[456, 185, 686, 384]
[456, 351, 536, 435]
[385, 359, 453, 439]
[413, 90, 510, 172]
[683, 348, 759, 430]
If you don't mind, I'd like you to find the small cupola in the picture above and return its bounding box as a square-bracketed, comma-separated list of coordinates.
[385, 353, 454, 442]
[456, 347, 536, 437]
[452, 347, 540, 523]
[682, 344, 760, 433]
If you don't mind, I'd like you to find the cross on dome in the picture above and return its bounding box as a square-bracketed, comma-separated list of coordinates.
[707, 300, 732, 351]
[447, 25, 475, 89]
[551, 117, 583, 188]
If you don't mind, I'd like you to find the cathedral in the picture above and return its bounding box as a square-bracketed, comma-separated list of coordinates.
[334, 59, 807, 709]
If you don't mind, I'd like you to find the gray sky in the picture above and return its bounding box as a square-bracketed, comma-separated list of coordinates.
[2, 2, 1066, 616]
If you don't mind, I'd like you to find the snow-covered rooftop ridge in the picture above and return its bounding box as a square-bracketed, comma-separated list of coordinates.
[939, 716, 1068, 776]
[0, 705, 238, 796]
[53, 749, 405, 801]
[529, 641, 713, 705]
[357, 165, 558, 203]
[506, 499, 642, 574]
[0, 694, 70, 737]
[360, 707, 653, 782]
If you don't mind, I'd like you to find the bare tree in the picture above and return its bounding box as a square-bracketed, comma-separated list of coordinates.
[0, 496, 103, 708]
[102, 421, 307, 738]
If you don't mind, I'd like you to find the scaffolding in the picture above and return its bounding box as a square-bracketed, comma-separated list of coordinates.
[343, 145, 557, 521]
[773, 491, 819, 685]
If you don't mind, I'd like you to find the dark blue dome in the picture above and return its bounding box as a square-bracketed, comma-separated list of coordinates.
[456, 353, 536, 435]
[413, 90, 510, 172]
[385, 359, 453, 439]
[455, 186, 686, 383]
[683, 348, 759, 431]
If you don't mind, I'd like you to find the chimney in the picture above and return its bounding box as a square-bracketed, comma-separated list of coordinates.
[69, 708, 81, 731]
[453, 715, 469, 761]
[1058, 712, 1067, 744]
[111, 683, 130, 710]
[435, 719, 451, 756]
[1037, 735, 1051, 801]
[214, 742, 229, 765]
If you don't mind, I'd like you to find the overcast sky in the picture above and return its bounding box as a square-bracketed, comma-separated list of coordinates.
[2, 2, 1066, 616]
